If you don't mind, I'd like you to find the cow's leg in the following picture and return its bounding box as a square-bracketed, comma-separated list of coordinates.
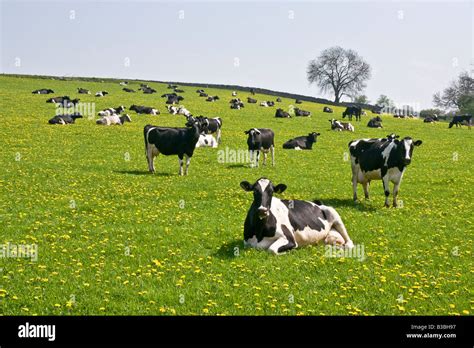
[352, 173, 358, 202]
[249, 150, 254, 168]
[184, 154, 191, 175]
[146, 144, 156, 173]
[382, 175, 391, 207]
[217, 129, 222, 143]
[363, 181, 370, 199]
[256, 151, 260, 167]
[324, 229, 345, 247]
[271, 145, 275, 166]
[268, 237, 294, 255]
[263, 151, 267, 166]
[327, 209, 354, 249]
[178, 155, 184, 176]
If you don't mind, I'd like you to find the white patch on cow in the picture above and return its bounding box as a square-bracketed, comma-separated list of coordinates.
[388, 166, 404, 183]
[294, 146, 301, 151]
[381, 141, 396, 166]
[359, 168, 382, 182]
[294, 221, 329, 246]
[403, 139, 412, 160]
[257, 178, 270, 193]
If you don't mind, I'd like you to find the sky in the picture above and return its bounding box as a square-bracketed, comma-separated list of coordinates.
[1, 0, 472, 109]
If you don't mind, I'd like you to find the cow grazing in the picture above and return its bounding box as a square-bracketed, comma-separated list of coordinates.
[32, 89, 54, 94]
[275, 108, 290, 118]
[206, 96, 219, 102]
[294, 108, 311, 117]
[123, 88, 135, 93]
[48, 114, 83, 125]
[130, 105, 159, 115]
[77, 88, 90, 94]
[343, 106, 362, 121]
[245, 128, 275, 167]
[323, 106, 333, 113]
[96, 114, 131, 126]
[367, 116, 383, 128]
[95, 91, 108, 97]
[144, 116, 205, 175]
[247, 97, 257, 104]
[449, 115, 472, 129]
[329, 119, 354, 132]
[240, 178, 354, 255]
[282, 132, 320, 150]
[195, 116, 222, 143]
[195, 134, 218, 148]
[349, 134, 422, 207]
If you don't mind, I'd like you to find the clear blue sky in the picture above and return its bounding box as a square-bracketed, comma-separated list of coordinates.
[1, 0, 472, 109]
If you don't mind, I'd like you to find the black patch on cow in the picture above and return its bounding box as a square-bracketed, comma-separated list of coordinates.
[281, 200, 325, 232]
[277, 225, 296, 253]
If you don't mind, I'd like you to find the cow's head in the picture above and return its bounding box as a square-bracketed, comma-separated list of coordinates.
[240, 178, 287, 220]
[244, 128, 263, 143]
[308, 132, 321, 143]
[397, 137, 422, 165]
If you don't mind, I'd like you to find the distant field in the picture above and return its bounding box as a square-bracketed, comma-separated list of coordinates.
[0, 75, 472, 315]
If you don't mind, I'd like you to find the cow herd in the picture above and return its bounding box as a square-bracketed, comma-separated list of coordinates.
[34, 82, 469, 255]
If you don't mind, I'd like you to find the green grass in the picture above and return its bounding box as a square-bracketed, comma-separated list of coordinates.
[0, 74, 472, 316]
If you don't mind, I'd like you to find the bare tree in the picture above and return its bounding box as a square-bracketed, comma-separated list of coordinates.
[433, 71, 474, 112]
[307, 46, 371, 103]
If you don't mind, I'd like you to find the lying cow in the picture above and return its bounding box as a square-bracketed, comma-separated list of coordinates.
[349, 134, 422, 207]
[367, 116, 383, 128]
[275, 108, 290, 118]
[294, 108, 311, 117]
[167, 105, 191, 117]
[282, 132, 320, 150]
[195, 134, 218, 148]
[48, 114, 83, 125]
[329, 119, 354, 132]
[230, 98, 245, 109]
[449, 115, 472, 129]
[323, 106, 333, 113]
[130, 105, 159, 115]
[206, 96, 219, 102]
[46, 96, 71, 103]
[77, 88, 90, 94]
[123, 88, 136, 93]
[245, 128, 275, 167]
[199, 92, 208, 97]
[95, 91, 108, 97]
[295, 99, 303, 104]
[232, 91, 237, 96]
[98, 106, 126, 116]
[96, 114, 131, 126]
[247, 97, 257, 104]
[32, 89, 54, 94]
[240, 178, 354, 255]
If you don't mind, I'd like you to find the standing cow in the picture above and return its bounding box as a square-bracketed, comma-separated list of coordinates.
[348, 135, 422, 207]
[245, 128, 275, 167]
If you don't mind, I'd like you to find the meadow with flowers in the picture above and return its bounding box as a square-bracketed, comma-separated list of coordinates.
[0, 74, 472, 315]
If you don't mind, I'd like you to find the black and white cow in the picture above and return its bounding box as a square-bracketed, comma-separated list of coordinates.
[449, 115, 472, 129]
[77, 88, 90, 94]
[276, 97, 282, 102]
[240, 178, 354, 255]
[167, 95, 184, 104]
[46, 96, 71, 103]
[294, 108, 311, 117]
[196, 89, 205, 94]
[275, 108, 290, 118]
[282, 132, 320, 150]
[232, 91, 237, 97]
[95, 91, 108, 97]
[130, 105, 159, 115]
[119, 81, 128, 86]
[143, 87, 157, 94]
[329, 119, 354, 132]
[348, 135, 422, 207]
[199, 92, 208, 97]
[48, 114, 83, 125]
[123, 87, 135, 93]
[195, 116, 222, 143]
[32, 89, 54, 94]
[96, 114, 131, 126]
[424, 116, 438, 123]
[144, 116, 205, 175]
[174, 88, 184, 93]
[167, 84, 178, 89]
[367, 116, 383, 128]
[247, 97, 257, 104]
[98, 106, 126, 116]
[196, 134, 218, 148]
[57, 98, 80, 108]
[323, 106, 333, 113]
[343, 106, 362, 121]
[245, 128, 275, 167]
[230, 98, 245, 109]
[295, 99, 303, 104]
[206, 96, 220, 102]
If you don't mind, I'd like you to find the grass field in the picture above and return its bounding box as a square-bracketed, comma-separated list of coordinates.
[0, 74, 472, 316]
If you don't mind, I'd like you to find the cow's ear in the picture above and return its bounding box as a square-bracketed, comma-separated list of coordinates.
[244, 130, 250, 134]
[414, 140, 422, 146]
[240, 181, 253, 191]
[273, 184, 287, 194]
[316, 133, 321, 136]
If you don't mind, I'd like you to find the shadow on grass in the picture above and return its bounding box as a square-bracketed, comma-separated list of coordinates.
[226, 164, 248, 169]
[313, 197, 377, 212]
[114, 170, 173, 177]
[213, 239, 244, 260]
